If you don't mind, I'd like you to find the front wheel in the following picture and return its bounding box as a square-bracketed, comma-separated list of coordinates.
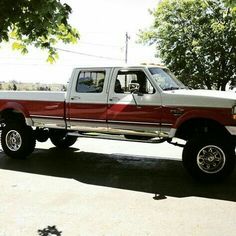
[182, 136, 235, 181]
[1, 123, 36, 158]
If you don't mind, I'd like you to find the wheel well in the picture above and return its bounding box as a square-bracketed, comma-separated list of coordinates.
[175, 118, 230, 141]
[0, 109, 26, 124]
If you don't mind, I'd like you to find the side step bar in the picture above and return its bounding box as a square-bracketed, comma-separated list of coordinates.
[67, 131, 169, 144]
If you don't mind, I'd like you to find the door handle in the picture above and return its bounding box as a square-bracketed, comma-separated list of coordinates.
[71, 96, 80, 100]
[109, 97, 120, 102]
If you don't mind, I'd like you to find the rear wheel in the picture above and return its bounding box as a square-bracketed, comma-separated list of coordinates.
[34, 128, 49, 142]
[49, 130, 77, 148]
[182, 136, 235, 180]
[1, 122, 36, 158]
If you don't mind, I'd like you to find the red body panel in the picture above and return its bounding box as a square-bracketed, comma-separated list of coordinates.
[0, 100, 65, 118]
[68, 103, 107, 121]
[161, 106, 235, 127]
[67, 102, 235, 128]
[107, 104, 162, 124]
[0, 99, 235, 129]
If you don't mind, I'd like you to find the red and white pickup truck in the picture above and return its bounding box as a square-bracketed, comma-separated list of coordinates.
[0, 65, 236, 180]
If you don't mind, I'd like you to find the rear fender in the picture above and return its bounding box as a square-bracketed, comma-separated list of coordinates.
[0, 102, 33, 126]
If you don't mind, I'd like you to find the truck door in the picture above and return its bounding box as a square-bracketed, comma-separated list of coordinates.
[67, 68, 110, 132]
[107, 68, 162, 135]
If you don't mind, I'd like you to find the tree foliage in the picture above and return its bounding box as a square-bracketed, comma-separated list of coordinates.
[0, 0, 79, 63]
[139, 0, 236, 90]
[224, 0, 236, 8]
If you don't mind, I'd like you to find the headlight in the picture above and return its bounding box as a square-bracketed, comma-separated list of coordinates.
[233, 105, 236, 120]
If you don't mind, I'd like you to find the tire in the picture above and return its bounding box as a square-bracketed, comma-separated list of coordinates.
[49, 130, 77, 148]
[1, 123, 36, 158]
[34, 128, 49, 142]
[182, 136, 235, 181]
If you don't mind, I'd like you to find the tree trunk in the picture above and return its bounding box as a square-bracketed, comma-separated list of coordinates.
[204, 79, 212, 90]
[220, 80, 227, 91]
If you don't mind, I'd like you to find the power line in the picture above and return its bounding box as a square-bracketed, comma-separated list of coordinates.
[0, 63, 74, 67]
[79, 41, 122, 48]
[54, 47, 124, 61]
[1, 39, 126, 62]
[0, 48, 124, 63]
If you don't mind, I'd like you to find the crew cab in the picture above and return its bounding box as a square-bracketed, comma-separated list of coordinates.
[0, 65, 236, 180]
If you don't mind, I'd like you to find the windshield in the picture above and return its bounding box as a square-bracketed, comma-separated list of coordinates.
[148, 67, 186, 91]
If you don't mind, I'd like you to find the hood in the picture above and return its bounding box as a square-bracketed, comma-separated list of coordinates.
[162, 89, 236, 108]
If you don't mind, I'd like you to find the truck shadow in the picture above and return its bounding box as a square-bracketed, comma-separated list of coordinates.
[0, 147, 235, 202]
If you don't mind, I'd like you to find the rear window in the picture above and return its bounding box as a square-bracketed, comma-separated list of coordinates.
[76, 71, 105, 93]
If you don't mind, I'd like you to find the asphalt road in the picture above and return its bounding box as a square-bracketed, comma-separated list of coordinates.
[0, 138, 236, 235]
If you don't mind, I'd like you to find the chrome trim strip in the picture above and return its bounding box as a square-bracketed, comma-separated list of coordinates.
[161, 123, 173, 127]
[30, 115, 63, 119]
[68, 121, 107, 132]
[226, 126, 236, 136]
[108, 120, 160, 126]
[68, 118, 106, 123]
[68, 119, 161, 126]
[31, 117, 65, 128]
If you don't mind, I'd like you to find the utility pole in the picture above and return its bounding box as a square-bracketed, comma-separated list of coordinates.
[125, 32, 130, 64]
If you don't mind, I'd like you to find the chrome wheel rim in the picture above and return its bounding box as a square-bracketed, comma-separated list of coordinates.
[5, 130, 22, 151]
[197, 145, 226, 174]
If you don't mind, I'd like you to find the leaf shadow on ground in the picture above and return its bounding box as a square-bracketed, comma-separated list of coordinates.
[0, 147, 235, 202]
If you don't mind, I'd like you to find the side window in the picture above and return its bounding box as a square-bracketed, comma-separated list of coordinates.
[114, 70, 155, 94]
[76, 71, 105, 93]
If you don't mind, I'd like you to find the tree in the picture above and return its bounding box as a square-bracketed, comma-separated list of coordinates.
[139, 0, 236, 90]
[0, 0, 79, 63]
[224, 0, 236, 8]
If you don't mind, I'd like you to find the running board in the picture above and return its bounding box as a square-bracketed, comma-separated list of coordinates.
[67, 132, 169, 144]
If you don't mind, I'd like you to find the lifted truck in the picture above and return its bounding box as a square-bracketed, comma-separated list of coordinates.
[0, 65, 236, 180]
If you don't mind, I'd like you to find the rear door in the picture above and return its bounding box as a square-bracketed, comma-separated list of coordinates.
[67, 68, 111, 132]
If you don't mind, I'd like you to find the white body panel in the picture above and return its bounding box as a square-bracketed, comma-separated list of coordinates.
[0, 91, 65, 102]
[162, 89, 236, 108]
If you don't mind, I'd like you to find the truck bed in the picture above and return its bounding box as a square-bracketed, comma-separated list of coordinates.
[0, 91, 66, 127]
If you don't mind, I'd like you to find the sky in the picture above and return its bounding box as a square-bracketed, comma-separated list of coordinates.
[0, 0, 159, 84]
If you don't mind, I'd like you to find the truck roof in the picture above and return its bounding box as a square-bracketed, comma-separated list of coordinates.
[74, 64, 166, 70]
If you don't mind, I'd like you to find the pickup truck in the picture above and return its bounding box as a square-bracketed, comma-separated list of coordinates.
[0, 65, 235, 180]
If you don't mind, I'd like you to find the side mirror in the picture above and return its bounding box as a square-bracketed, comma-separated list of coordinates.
[129, 83, 140, 93]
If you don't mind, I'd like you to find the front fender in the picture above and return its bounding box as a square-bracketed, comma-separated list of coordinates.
[173, 108, 228, 129]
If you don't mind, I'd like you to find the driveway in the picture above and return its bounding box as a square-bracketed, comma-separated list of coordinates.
[0, 138, 235, 235]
